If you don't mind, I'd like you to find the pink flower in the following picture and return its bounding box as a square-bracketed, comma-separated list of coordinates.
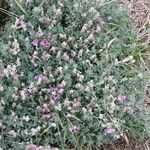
[26, 145, 40, 150]
[33, 148, 39, 150]
[0, 72, 5, 79]
[51, 95, 61, 101]
[35, 74, 43, 81]
[41, 52, 50, 61]
[105, 127, 115, 134]
[50, 87, 64, 94]
[117, 95, 127, 103]
[50, 87, 64, 101]
[69, 126, 79, 133]
[15, 18, 25, 27]
[32, 63, 38, 68]
[57, 88, 64, 94]
[63, 53, 70, 61]
[32, 39, 39, 46]
[47, 33, 53, 40]
[40, 39, 49, 48]
[123, 106, 133, 114]
[37, 105, 50, 113]
[35, 74, 49, 84]
[20, 90, 28, 100]
[41, 114, 52, 121]
[98, 19, 105, 28]
[73, 99, 81, 107]
[13, 74, 20, 80]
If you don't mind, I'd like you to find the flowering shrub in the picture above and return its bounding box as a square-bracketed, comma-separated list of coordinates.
[0, 0, 149, 149]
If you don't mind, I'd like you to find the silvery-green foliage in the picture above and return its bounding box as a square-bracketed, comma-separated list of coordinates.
[0, 0, 149, 149]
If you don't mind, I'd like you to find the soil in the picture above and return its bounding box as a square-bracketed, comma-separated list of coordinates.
[99, 138, 150, 150]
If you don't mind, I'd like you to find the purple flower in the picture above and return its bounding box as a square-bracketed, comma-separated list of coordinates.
[69, 126, 79, 133]
[50, 87, 58, 92]
[32, 39, 39, 47]
[40, 39, 49, 48]
[51, 95, 61, 101]
[32, 63, 38, 68]
[15, 18, 25, 27]
[105, 127, 115, 134]
[117, 95, 127, 103]
[50, 88, 58, 95]
[50, 87, 64, 101]
[37, 106, 50, 113]
[50, 87, 64, 94]
[57, 88, 64, 94]
[35, 74, 49, 84]
[35, 74, 43, 81]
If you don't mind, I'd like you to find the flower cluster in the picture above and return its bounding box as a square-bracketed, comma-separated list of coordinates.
[32, 32, 53, 48]
[69, 126, 80, 133]
[50, 87, 64, 101]
[26, 145, 58, 150]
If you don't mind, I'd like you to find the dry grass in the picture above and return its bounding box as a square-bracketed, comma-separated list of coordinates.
[122, 0, 150, 45]
[99, 138, 150, 150]
[122, 0, 150, 71]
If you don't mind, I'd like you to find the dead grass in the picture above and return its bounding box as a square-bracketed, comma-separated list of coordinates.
[99, 138, 150, 150]
[122, 0, 150, 45]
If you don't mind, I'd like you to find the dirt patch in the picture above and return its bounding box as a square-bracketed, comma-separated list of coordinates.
[123, 0, 150, 45]
[99, 138, 150, 150]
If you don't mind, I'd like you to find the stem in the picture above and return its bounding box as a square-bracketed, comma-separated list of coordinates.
[14, 0, 28, 17]
[0, 8, 19, 17]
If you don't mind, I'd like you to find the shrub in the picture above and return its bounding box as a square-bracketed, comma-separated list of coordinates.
[0, 0, 149, 149]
